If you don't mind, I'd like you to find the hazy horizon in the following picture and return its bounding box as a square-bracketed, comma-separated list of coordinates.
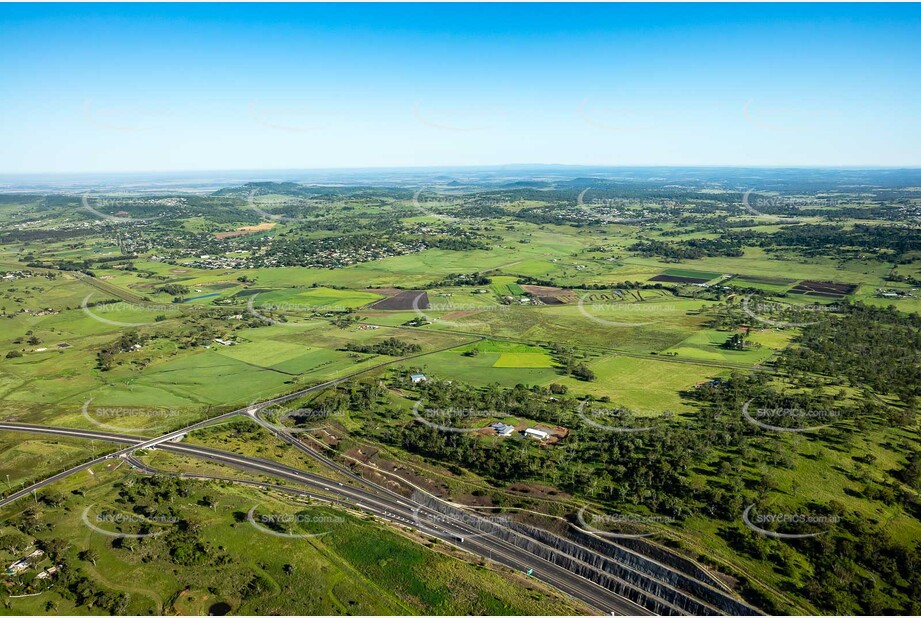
[4, 164, 920, 195]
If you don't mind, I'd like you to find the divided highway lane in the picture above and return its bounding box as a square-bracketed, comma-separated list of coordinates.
[153, 442, 656, 616]
[124, 455, 359, 512]
[0, 423, 142, 508]
[246, 409, 389, 494]
[125, 457, 644, 617]
[0, 422, 652, 616]
[0, 457, 105, 507]
[245, 413, 688, 615]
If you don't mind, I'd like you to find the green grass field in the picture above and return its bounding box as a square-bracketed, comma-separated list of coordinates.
[579, 355, 729, 413]
[249, 286, 383, 310]
[664, 328, 790, 365]
[0, 433, 97, 493]
[623, 247, 890, 289]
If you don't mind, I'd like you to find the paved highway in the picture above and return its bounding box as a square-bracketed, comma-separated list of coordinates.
[0, 421, 654, 616]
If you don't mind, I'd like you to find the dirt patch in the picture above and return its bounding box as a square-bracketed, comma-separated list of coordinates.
[309, 428, 340, 448]
[370, 290, 429, 310]
[214, 222, 276, 239]
[523, 285, 579, 304]
[239, 223, 276, 232]
[345, 446, 375, 462]
[507, 481, 571, 501]
[510, 422, 568, 445]
[522, 284, 563, 295]
[537, 424, 569, 445]
[347, 447, 448, 498]
[442, 309, 481, 320]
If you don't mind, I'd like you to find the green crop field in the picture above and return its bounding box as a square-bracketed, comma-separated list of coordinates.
[492, 352, 555, 368]
[663, 267, 723, 281]
[249, 287, 383, 310]
[400, 347, 560, 388]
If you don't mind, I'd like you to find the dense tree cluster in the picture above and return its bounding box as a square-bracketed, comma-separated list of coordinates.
[96, 330, 149, 371]
[364, 344, 921, 613]
[156, 283, 189, 296]
[629, 237, 745, 260]
[779, 302, 921, 404]
[428, 272, 493, 288]
[757, 223, 921, 260]
[344, 337, 421, 356]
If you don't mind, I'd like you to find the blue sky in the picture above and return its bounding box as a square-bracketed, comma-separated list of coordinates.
[2, 3, 919, 173]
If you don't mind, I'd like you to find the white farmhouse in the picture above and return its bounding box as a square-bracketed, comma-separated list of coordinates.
[524, 427, 549, 440]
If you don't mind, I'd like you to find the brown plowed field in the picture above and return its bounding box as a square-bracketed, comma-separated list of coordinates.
[370, 290, 430, 310]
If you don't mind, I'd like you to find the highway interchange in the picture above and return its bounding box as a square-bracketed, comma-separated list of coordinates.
[0, 368, 755, 616]
[0, 414, 658, 616]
